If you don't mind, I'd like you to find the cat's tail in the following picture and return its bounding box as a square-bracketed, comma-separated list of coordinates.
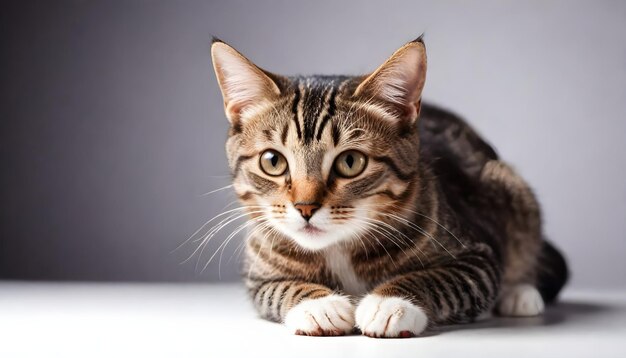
[535, 239, 569, 303]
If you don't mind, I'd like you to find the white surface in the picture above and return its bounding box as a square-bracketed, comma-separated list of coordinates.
[1, 282, 624, 358]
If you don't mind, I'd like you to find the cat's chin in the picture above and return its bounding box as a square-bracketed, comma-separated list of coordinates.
[300, 223, 324, 235]
[276, 223, 355, 251]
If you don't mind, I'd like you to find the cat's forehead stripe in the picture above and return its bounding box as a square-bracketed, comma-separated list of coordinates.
[301, 81, 326, 144]
[315, 85, 337, 142]
[291, 86, 302, 140]
[280, 120, 290, 145]
[287, 76, 348, 145]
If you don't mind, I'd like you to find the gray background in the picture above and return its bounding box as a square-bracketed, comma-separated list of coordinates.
[1, 0, 624, 289]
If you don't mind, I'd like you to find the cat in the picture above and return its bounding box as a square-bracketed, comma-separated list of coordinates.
[209, 36, 568, 338]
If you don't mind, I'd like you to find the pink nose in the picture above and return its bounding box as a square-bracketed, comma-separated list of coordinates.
[293, 202, 321, 221]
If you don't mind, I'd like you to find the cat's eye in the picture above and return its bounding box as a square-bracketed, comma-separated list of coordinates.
[333, 150, 367, 178]
[259, 150, 288, 176]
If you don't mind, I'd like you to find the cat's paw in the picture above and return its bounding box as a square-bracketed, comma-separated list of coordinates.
[355, 294, 428, 338]
[284, 294, 355, 336]
[497, 284, 545, 317]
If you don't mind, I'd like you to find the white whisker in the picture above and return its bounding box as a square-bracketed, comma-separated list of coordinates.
[199, 184, 234, 197]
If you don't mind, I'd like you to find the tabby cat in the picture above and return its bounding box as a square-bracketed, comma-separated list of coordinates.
[210, 36, 568, 337]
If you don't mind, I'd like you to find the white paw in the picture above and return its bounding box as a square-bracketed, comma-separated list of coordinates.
[497, 284, 545, 317]
[284, 294, 355, 336]
[355, 295, 428, 338]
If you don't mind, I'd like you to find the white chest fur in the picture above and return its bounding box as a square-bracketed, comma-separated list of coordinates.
[324, 248, 368, 296]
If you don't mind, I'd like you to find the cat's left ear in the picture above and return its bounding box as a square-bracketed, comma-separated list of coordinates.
[354, 37, 427, 124]
[211, 38, 283, 125]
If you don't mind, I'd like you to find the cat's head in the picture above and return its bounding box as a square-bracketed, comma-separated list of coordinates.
[211, 38, 427, 251]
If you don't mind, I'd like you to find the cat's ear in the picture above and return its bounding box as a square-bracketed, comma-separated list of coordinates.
[211, 38, 282, 124]
[354, 37, 427, 124]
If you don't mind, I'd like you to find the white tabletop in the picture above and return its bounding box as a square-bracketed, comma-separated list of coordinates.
[1, 282, 624, 358]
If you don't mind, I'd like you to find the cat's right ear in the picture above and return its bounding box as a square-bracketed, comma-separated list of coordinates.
[211, 39, 282, 125]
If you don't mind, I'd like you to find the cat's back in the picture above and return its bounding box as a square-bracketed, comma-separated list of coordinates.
[418, 103, 498, 182]
[416, 103, 504, 246]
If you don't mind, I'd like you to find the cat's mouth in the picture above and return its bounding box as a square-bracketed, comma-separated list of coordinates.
[299, 223, 324, 235]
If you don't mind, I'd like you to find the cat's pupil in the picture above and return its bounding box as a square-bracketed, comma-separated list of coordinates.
[345, 155, 354, 168]
[270, 154, 278, 167]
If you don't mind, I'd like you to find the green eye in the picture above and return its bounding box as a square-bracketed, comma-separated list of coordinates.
[334, 150, 367, 178]
[260, 150, 288, 176]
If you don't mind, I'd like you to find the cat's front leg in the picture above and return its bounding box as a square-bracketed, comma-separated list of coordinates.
[248, 278, 355, 336]
[356, 253, 500, 338]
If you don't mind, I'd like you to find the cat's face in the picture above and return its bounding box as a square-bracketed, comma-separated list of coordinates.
[211, 38, 427, 250]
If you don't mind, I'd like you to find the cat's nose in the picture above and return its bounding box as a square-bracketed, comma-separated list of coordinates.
[293, 202, 321, 221]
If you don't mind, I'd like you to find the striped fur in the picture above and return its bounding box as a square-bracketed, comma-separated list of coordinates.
[211, 38, 568, 337]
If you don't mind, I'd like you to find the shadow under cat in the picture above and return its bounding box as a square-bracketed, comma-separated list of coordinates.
[430, 300, 614, 336]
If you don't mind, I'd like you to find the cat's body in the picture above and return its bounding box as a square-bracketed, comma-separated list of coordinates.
[210, 38, 568, 337]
